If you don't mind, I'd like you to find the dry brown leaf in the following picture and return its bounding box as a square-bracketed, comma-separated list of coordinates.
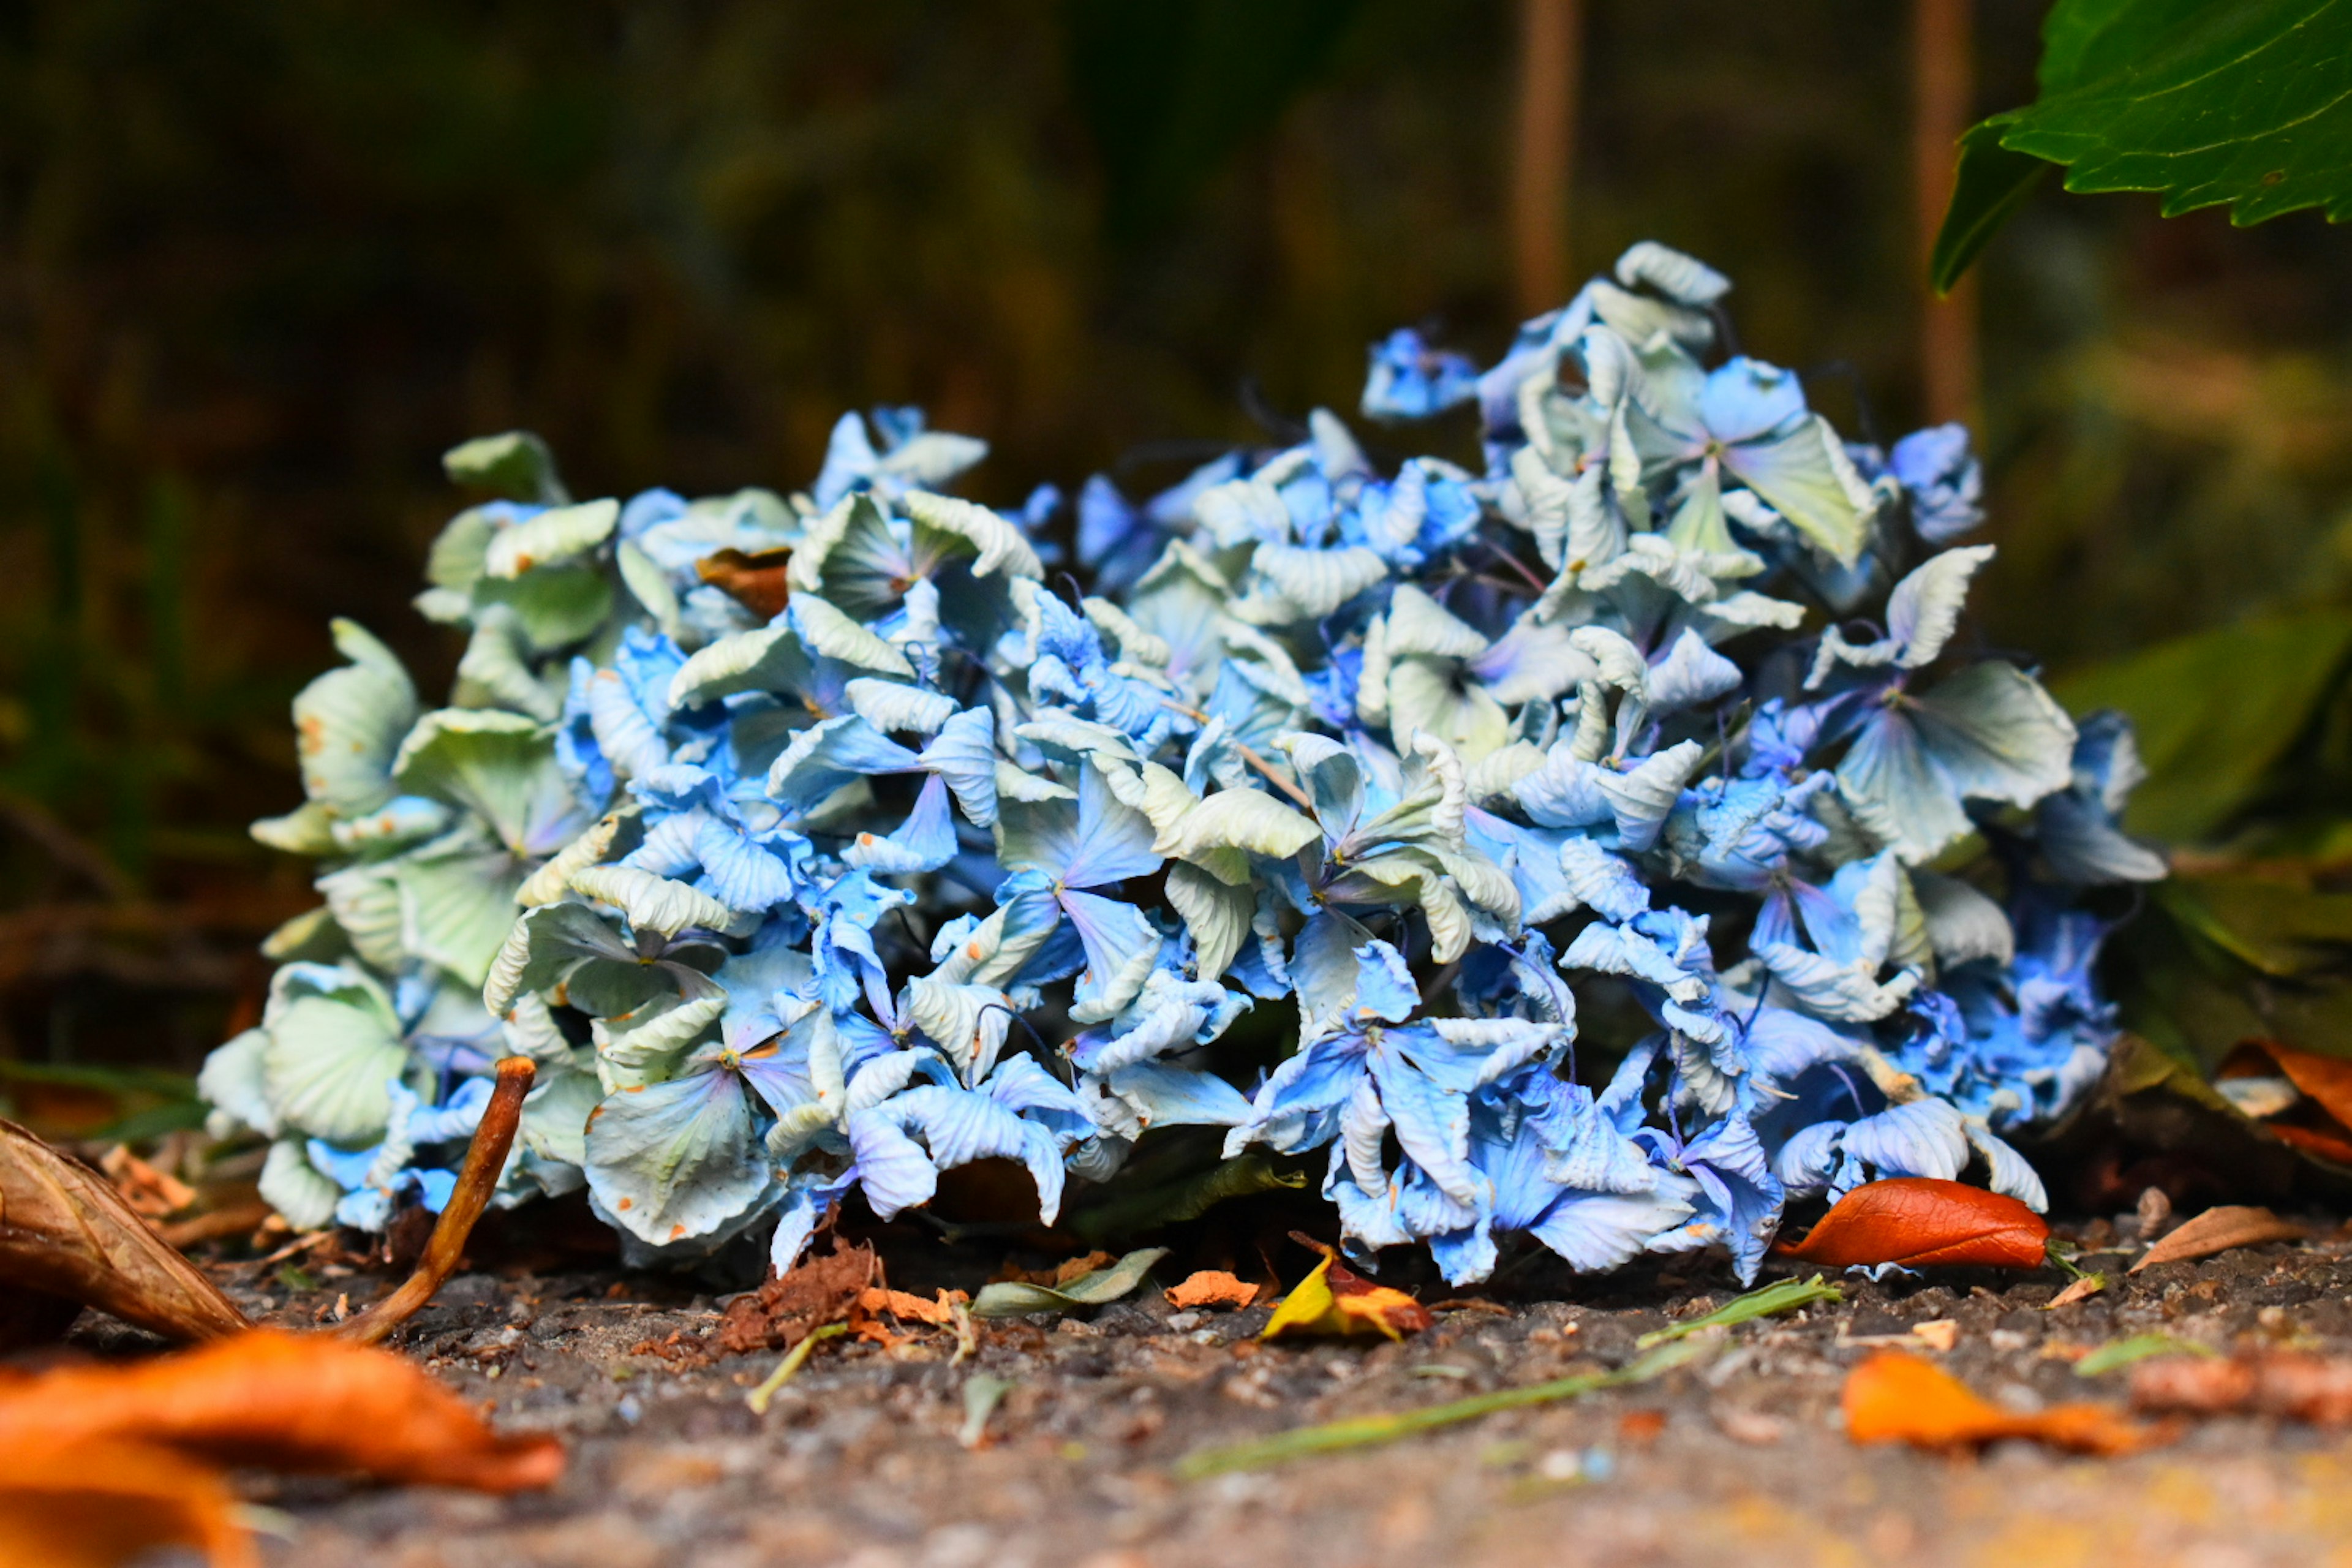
[1164, 1270, 1261, 1311]
[0, 1330, 563, 1567]
[0, 1116, 249, 1344]
[695, 548, 793, 619]
[856, 1286, 967, 1327]
[717, 1234, 876, 1355]
[100, 1146, 195, 1219]
[2133, 1351, 2352, 1423]
[994, 1250, 1116, 1287]
[2128, 1204, 2304, 1273]
[2046, 1275, 2107, 1309]
[1843, 1351, 2162, 1456]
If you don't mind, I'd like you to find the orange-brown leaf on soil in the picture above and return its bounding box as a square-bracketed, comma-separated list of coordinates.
[1842, 1351, 2163, 1456]
[856, 1286, 968, 1327]
[1774, 1178, 2049, 1269]
[2133, 1351, 2352, 1423]
[1165, 1269, 1261, 1310]
[0, 1438, 252, 1568]
[993, 1250, 1116, 1287]
[716, 1234, 877, 1355]
[2128, 1205, 2305, 1273]
[0, 1330, 565, 1492]
[0, 1116, 251, 1346]
[695, 548, 793, 619]
[100, 1145, 195, 1219]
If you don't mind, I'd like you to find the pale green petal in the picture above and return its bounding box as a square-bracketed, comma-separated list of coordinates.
[1719, 416, 1868, 567]
[393, 709, 580, 853]
[1154, 786, 1320, 869]
[198, 1028, 278, 1139]
[1912, 661, 2078, 810]
[846, 677, 957, 735]
[292, 620, 417, 816]
[570, 864, 736, 938]
[668, 622, 804, 709]
[260, 905, 347, 964]
[394, 837, 527, 988]
[443, 430, 568, 503]
[262, 992, 408, 1145]
[1165, 861, 1253, 981]
[902, 489, 1045, 580]
[470, 563, 612, 652]
[793, 594, 915, 677]
[616, 537, 682, 641]
[1248, 544, 1388, 619]
[1385, 658, 1510, 766]
[252, 800, 339, 856]
[483, 498, 618, 577]
[315, 860, 408, 971]
[1913, 870, 2015, 969]
[516, 813, 624, 908]
[260, 1138, 342, 1230]
[592, 991, 726, 1071]
[454, 611, 562, 720]
[995, 761, 1077, 804]
[1385, 584, 1490, 660]
[1082, 597, 1171, 668]
[582, 1071, 765, 1246]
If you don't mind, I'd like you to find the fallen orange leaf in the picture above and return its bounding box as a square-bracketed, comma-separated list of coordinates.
[1776, 1178, 2049, 1269]
[1843, 1351, 2162, 1456]
[1261, 1235, 1432, 1343]
[1165, 1270, 1261, 1311]
[2129, 1205, 2304, 1273]
[0, 1330, 563, 1567]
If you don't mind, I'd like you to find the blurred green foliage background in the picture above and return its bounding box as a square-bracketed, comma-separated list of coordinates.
[7, 0, 2352, 1091]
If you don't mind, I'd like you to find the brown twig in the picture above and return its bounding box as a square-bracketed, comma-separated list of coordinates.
[336, 1057, 535, 1345]
[1161, 703, 1317, 812]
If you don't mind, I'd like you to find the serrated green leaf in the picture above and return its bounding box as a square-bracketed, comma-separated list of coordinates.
[1936, 0, 2352, 287]
[1930, 124, 2052, 295]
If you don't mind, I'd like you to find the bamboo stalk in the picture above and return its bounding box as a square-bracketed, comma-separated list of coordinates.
[1509, 0, 1584, 318]
[1914, 0, 1980, 428]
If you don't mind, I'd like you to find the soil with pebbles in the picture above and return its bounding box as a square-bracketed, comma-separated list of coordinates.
[74, 1212, 2352, 1567]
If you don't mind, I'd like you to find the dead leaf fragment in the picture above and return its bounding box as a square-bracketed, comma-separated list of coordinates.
[695, 548, 793, 619]
[100, 1146, 195, 1218]
[1842, 1351, 2162, 1456]
[0, 1116, 249, 1344]
[717, 1235, 877, 1355]
[2128, 1205, 2304, 1272]
[1166, 1270, 1261, 1311]
[1909, 1319, 1959, 1352]
[2046, 1275, 2108, 1309]
[2132, 1351, 2352, 1423]
[0, 1328, 564, 1566]
[1776, 1178, 2049, 1269]
[856, 1286, 967, 1327]
[0, 1329, 565, 1490]
[1261, 1235, 1432, 1343]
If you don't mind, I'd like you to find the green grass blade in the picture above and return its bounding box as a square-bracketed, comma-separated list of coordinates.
[1173, 1340, 1708, 1479]
[1634, 1273, 1842, 1349]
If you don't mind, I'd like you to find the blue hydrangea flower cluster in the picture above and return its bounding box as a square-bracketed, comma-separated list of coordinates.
[202, 243, 2162, 1284]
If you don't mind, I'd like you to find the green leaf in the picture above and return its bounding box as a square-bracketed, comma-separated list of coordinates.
[1929, 125, 2051, 295]
[2074, 1331, 2218, 1376]
[969, 1246, 1170, 1317]
[2052, 610, 2352, 842]
[1935, 0, 2352, 287]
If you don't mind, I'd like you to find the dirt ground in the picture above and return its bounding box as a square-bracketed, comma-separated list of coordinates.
[121, 1212, 2352, 1568]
